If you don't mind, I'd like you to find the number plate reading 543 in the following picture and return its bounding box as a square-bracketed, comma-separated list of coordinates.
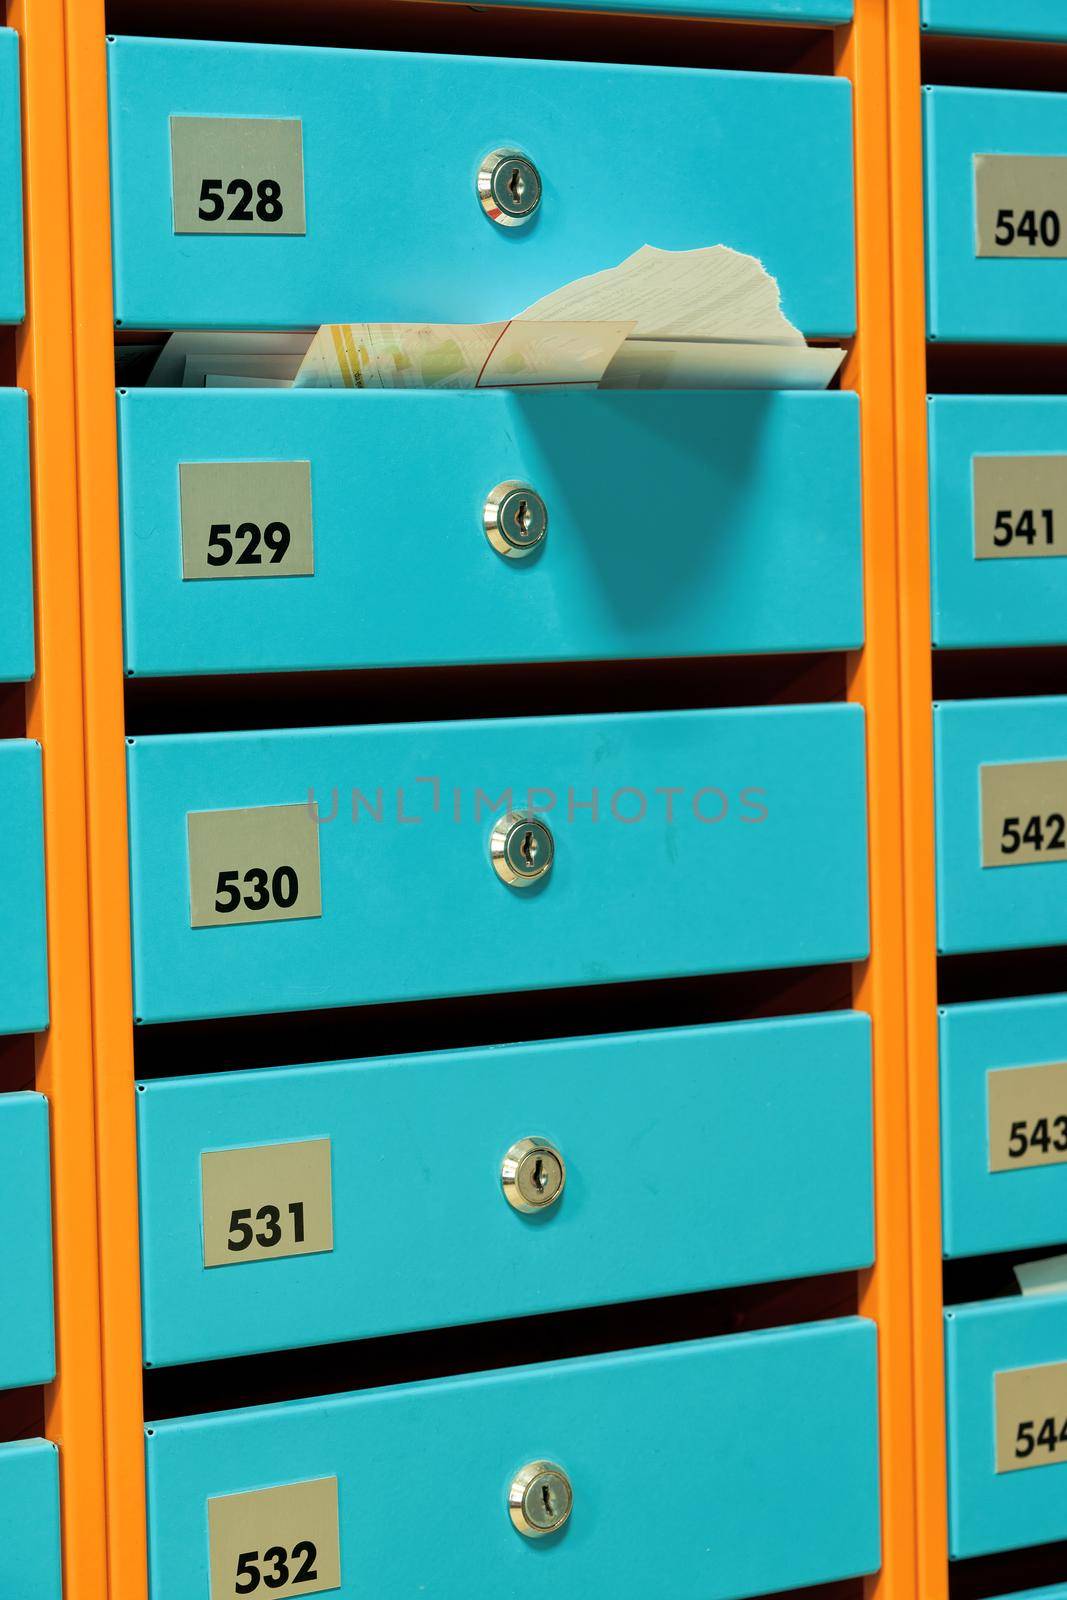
[187, 803, 322, 928]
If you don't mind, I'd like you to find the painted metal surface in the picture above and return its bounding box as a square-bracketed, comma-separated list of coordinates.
[145, 1320, 881, 1600]
[126, 705, 870, 1023]
[0, 739, 48, 1035]
[108, 37, 855, 334]
[137, 1011, 873, 1365]
[0, 1092, 54, 1389]
[117, 389, 864, 676]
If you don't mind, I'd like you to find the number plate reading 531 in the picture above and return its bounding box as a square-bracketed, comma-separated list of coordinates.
[187, 803, 322, 928]
[202, 1138, 333, 1268]
[980, 760, 1067, 868]
[208, 1477, 340, 1600]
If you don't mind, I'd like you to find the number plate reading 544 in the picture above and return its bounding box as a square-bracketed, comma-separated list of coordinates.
[187, 803, 322, 928]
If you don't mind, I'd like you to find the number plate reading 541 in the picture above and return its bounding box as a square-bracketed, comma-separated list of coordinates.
[208, 1477, 340, 1600]
[187, 803, 322, 928]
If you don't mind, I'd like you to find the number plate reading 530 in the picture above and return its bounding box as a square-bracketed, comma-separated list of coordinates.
[187, 803, 322, 928]
[208, 1477, 340, 1599]
[980, 760, 1067, 868]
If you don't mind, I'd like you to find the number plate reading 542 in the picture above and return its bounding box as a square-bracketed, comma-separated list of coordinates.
[980, 760, 1067, 868]
[208, 1477, 340, 1600]
[187, 803, 322, 928]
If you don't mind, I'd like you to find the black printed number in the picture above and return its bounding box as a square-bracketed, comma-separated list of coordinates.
[233, 1542, 318, 1594]
[1015, 1416, 1067, 1460]
[213, 865, 300, 914]
[197, 178, 284, 224]
[1006, 1115, 1067, 1161]
[994, 208, 1062, 249]
[227, 1202, 306, 1254]
[206, 522, 292, 568]
[1000, 814, 1067, 856]
[993, 509, 1056, 549]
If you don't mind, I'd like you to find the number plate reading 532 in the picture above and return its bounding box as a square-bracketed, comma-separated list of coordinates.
[187, 803, 322, 928]
[996, 1362, 1067, 1474]
[208, 1477, 340, 1600]
[980, 760, 1067, 868]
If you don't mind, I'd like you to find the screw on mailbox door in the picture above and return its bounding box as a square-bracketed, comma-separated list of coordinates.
[508, 1462, 573, 1537]
[501, 1137, 566, 1213]
[490, 811, 555, 888]
[484, 482, 548, 558]
[477, 149, 542, 227]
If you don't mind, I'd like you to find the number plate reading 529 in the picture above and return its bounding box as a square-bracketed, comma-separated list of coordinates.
[980, 760, 1067, 868]
[187, 803, 322, 928]
[208, 1477, 340, 1600]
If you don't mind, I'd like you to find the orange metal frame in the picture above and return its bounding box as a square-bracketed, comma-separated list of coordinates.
[59, 6, 929, 1600]
[841, 6, 920, 1597]
[9, 0, 109, 1596]
[886, 2, 951, 1597]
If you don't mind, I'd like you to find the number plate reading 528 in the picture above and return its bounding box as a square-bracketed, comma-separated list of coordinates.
[170, 116, 306, 237]
[208, 1477, 340, 1600]
[187, 803, 322, 928]
[996, 1362, 1067, 1474]
[980, 760, 1067, 868]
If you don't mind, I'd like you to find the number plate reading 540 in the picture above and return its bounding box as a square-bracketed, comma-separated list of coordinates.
[208, 1477, 340, 1600]
[187, 803, 322, 928]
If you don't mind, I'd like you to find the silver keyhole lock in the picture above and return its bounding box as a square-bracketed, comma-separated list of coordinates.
[477, 148, 542, 227]
[490, 810, 555, 888]
[508, 1461, 573, 1538]
[501, 1137, 566, 1213]
[484, 481, 548, 558]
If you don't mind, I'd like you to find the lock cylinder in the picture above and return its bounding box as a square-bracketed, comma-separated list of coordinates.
[483, 481, 548, 558]
[489, 810, 555, 887]
[477, 148, 542, 226]
[508, 1461, 573, 1537]
[501, 1137, 566, 1213]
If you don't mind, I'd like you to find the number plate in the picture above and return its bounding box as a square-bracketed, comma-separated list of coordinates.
[980, 760, 1067, 867]
[170, 116, 306, 236]
[187, 803, 322, 928]
[208, 1477, 340, 1600]
[988, 1062, 1067, 1172]
[996, 1362, 1067, 1474]
[202, 1138, 333, 1268]
[180, 462, 314, 580]
[974, 456, 1067, 560]
[975, 155, 1067, 259]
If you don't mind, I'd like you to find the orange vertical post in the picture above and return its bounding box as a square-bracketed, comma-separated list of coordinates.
[886, 2, 949, 1597]
[839, 5, 919, 1598]
[9, 0, 109, 1596]
[61, 2, 150, 1599]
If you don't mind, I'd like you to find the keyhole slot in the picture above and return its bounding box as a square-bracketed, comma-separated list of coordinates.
[532, 1157, 546, 1192]
[541, 1483, 555, 1517]
[515, 499, 529, 535]
[521, 829, 537, 867]
[508, 166, 524, 205]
